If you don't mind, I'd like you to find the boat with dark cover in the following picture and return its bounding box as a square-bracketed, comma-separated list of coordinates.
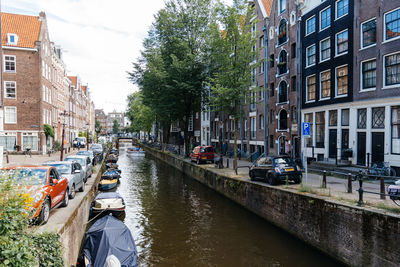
[101, 169, 121, 180]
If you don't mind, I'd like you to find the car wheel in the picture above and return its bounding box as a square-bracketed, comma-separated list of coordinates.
[69, 185, 76, 199]
[61, 189, 69, 207]
[294, 176, 302, 184]
[37, 199, 50, 225]
[249, 171, 255, 181]
[79, 182, 85, 192]
[197, 158, 200, 165]
[268, 174, 277, 185]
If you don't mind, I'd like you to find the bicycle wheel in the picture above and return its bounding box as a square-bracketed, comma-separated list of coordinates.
[385, 167, 396, 177]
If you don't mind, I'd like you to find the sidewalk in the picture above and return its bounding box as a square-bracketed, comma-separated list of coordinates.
[3, 149, 80, 167]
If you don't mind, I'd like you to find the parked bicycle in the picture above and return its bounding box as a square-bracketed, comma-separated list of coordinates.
[369, 162, 396, 177]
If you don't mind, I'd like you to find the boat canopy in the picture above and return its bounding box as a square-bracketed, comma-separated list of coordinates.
[95, 192, 124, 200]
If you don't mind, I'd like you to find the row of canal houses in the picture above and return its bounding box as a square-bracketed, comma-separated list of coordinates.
[0, 12, 95, 153]
[188, 0, 400, 174]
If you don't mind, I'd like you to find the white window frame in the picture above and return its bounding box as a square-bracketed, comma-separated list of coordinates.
[279, 0, 286, 14]
[335, 29, 349, 57]
[306, 16, 316, 36]
[4, 55, 16, 73]
[7, 33, 18, 45]
[4, 106, 17, 124]
[383, 51, 400, 89]
[306, 44, 316, 68]
[4, 81, 16, 99]
[335, 0, 349, 20]
[335, 64, 348, 97]
[384, 7, 400, 43]
[319, 6, 331, 32]
[306, 74, 316, 103]
[360, 58, 377, 92]
[360, 17, 377, 49]
[320, 70, 331, 100]
[319, 37, 331, 63]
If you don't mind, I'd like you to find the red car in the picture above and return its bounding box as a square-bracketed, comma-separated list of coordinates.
[5, 166, 69, 224]
[190, 146, 215, 164]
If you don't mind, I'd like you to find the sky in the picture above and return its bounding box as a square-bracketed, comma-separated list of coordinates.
[2, 0, 167, 113]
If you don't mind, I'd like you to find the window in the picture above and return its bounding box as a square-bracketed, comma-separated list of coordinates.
[306, 16, 316, 35]
[259, 115, 264, 129]
[5, 81, 16, 99]
[251, 68, 256, 84]
[357, 109, 366, 129]
[291, 106, 297, 123]
[269, 135, 274, 148]
[329, 110, 337, 126]
[320, 70, 331, 99]
[336, 29, 348, 55]
[304, 113, 313, 147]
[320, 7, 331, 31]
[372, 107, 385, 129]
[260, 36, 265, 48]
[306, 44, 316, 67]
[4, 56, 16, 73]
[278, 50, 287, 75]
[23, 135, 38, 151]
[259, 61, 265, 73]
[7, 33, 18, 45]
[250, 91, 256, 111]
[336, 0, 348, 19]
[384, 53, 400, 86]
[361, 19, 376, 48]
[316, 112, 325, 148]
[341, 109, 349, 126]
[336, 65, 348, 96]
[250, 117, 256, 139]
[279, 0, 286, 14]
[385, 8, 400, 41]
[270, 83, 274, 97]
[291, 43, 296, 58]
[259, 87, 264, 101]
[270, 109, 275, 123]
[291, 76, 296, 92]
[306, 75, 316, 101]
[392, 106, 400, 154]
[278, 19, 287, 45]
[278, 109, 288, 130]
[270, 55, 274, 68]
[5, 107, 17, 124]
[361, 59, 376, 90]
[278, 81, 288, 103]
[320, 38, 330, 62]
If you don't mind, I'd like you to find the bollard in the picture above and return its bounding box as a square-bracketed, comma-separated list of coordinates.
[322, 171, 327, 188]
[6, 151, 9, 164]
[347, 173, 352, 193]
[357, 178, 364, 206]
[380, 177, 386, 200]
[226, 158, 229, 168]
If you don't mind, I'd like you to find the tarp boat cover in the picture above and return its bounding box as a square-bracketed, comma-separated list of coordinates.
[82, 215, 138, 267]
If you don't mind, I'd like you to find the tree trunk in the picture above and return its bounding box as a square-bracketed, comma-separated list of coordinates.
[154, 120, 159, 143]
[183, 117, 190, 157]
[234, 117, 238, 174]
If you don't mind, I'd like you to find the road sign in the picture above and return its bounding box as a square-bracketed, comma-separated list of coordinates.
[302, 122, 311, 137]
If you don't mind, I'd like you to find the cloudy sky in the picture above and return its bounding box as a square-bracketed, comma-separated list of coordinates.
[2, 0, 166, 113]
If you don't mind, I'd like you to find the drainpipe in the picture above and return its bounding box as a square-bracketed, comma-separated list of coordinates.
[296, 3, 302, 162]
[263, 23, 269, 155]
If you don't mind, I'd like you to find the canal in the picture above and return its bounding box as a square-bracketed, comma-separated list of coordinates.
[116, 147, 343, 266]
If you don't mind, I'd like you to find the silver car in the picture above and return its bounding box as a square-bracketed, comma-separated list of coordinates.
[43, 161, 85, 199]
[77, 150, 95, 165]
[64, 155, 92, 181]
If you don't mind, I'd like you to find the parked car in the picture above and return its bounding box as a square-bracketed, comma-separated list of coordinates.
[249, 155, 302, 185]
[43, 161, 85, 199]
[89, 143, 104, 162]
[64, 155, 92, 181]
[73, 137, 87, 148]
[77, 150, 95, 165]
[4, 166, 69, 224]
[190, 145, 215, 164]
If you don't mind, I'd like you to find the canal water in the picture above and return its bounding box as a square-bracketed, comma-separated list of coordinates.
[116, 147, 343, 266]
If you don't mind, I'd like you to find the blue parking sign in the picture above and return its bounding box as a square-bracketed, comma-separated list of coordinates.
[302, 122, 311, 137]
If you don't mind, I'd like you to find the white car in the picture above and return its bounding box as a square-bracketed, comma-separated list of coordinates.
[73, 137, 87, 148]
[64, 155, 92, 181]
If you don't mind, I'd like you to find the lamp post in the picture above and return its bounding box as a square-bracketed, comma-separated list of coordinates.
[60, 110, 68, 161]
[86, 123, 90, 151]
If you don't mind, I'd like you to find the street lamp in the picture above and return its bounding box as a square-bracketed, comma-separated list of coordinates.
[60, 110, 68, 161]
[86, 123, 90, 151]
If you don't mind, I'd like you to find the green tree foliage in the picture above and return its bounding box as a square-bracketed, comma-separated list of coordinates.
[126, 92, 155, 139]
[112, 120, 120, 134]
[95, 120, 102, 136]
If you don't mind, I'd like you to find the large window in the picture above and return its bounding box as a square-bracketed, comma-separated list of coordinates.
[306, 16, 316, 35]
[329, 110, 337, 126]
[385, 8, 400, 41]
[341, 109, 349, 126]
[5, 107, 16, 124]
[385, 53, 400, 86]
[357, 109, 367, 129]
[5, 81, 16, 99]
[278, 50, 287, 75]
[336, 65, 348, 96]
[316, 112, 325, 148]
[278, 81, 288, 103]
[320, 38, 330, 62]
[304, 113, 313, 147]
[361, 19, 376, 48]
[250, 117, 256, 140]
[320, 70, 331, 99]
[392, 106, 400, 154]
[278, 19, 287, 45]
[336, 29, 348, 56]
[336, 0, 349, 19]
[306, 44, 316, 67]
[372, 107, 385, 129]
[4, 55, 16, 72]
[278, 109, 288, 130]
[306, 75, 316, 101]
[279, 0, 286, 14]
[0, 135, 17, 151]
[361, 59, 376, 90]
[320, 7, 331, 31]
[22, 135, 38, 151]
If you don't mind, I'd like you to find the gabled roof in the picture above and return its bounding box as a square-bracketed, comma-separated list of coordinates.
[259, 0, 273, 17]
[82, 86, 87, 95]
[1, 12, 42, 48]
[68, 76, 77, 88]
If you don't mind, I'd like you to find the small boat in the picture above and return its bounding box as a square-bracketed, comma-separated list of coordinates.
[90, 192, 125, 220]
[127, 147, 145, 156]
[98, 178, 118, 191]
[106, 163, 119, 169]
[101, 169, 121, 180]
[110, 148, 119, 155]
[79, 215, 138, 267]
[106, 154, 118, 163]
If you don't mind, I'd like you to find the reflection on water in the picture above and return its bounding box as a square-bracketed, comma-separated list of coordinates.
[116, 147, 343, 266]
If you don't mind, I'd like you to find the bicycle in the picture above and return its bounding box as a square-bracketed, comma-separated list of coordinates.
[369, 162, 396, 177]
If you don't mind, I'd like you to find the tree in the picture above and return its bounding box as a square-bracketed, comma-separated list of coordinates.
[208, 0, 259, 172]
[43, 124, 54, 148]
[95, 120, 102, 139]
[126, 91, 155, 140]
[112, 120, 120, 134]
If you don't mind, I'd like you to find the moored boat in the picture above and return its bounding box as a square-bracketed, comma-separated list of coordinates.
[98, 178, 118, 191]
[90, 192, 125, 220]
[127, 147, 145, 156]
[106, 162, 119, 169]
[101, 169, 121, 180]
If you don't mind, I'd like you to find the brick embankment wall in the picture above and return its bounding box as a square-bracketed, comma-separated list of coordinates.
[142, 146, 400, 267]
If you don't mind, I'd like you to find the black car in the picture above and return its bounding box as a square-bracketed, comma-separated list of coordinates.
[249, 155, 302, 185]
[89, 144, 104, 162]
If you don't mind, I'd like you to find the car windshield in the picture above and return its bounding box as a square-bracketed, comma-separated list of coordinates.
[5, 169, 48, 185]
[77, 151, 90, 156]
[91, 144, 102, 149]
[274, 157, 295, 166]
[65, 158, 85, 166]
[47, 164, 71, 174]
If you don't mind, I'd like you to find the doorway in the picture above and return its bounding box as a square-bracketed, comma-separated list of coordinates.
[371, 132, 384, 164]
[357, 132, 366, 165]
[329, 129, 337, 158]
[341, 129, 349, 160]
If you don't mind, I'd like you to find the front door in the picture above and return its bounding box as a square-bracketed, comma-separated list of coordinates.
[341, 129, 349, 160]
[372, 132, 384, 164]
[329, 129, 337, 158]
[357, 132, 366, 165]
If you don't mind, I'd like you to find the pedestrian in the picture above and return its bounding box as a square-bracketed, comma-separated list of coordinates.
[77, 140, 81, 151]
